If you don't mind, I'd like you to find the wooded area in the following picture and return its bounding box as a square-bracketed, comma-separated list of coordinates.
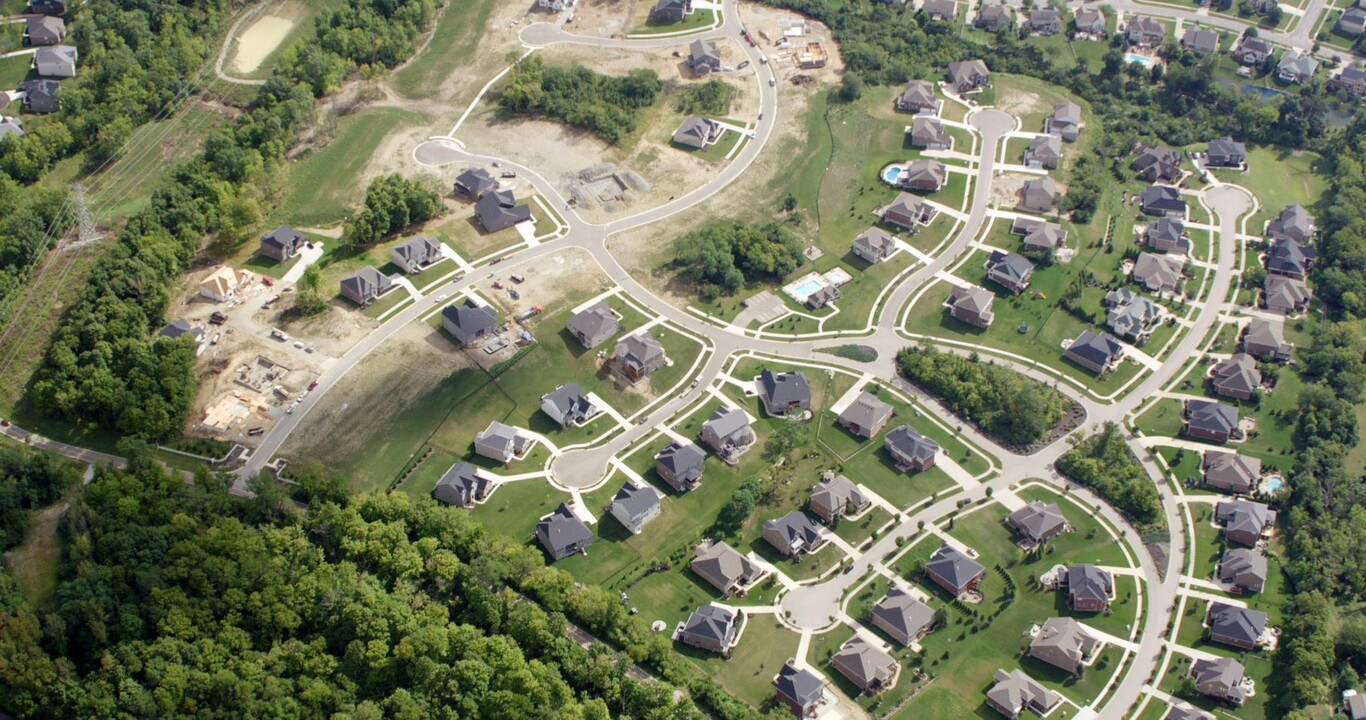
[1055, 422, 1164, 530]
[498, 57, 664, 145]
[670, 222, 805, 300]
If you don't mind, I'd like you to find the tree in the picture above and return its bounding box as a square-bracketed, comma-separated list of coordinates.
[343, 174, 445, 247]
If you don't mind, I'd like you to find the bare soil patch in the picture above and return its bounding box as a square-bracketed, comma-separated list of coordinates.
[229, 2, 304, 74]
[995, 86, 1047, 120]
[568, 0, 654, 37]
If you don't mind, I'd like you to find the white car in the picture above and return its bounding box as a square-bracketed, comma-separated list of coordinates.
[286, 402, 298, 414]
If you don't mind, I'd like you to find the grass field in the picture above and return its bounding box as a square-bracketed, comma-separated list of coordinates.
[273, 107, 428, 228]
[390, 0, 499, 99]
[0, 53, 30, 90]
[630, 8, 717, 35]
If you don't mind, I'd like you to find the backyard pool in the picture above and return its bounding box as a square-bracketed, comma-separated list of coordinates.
[884, 166, 902, 184]
[794, 279, 824, 298]
[1126, 53, 1154, 67]
[1264, 475, 1285, 493]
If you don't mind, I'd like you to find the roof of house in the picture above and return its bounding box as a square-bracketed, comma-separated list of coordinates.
[704, 406, 751, 439]
[926, 543, 984, 590]
[1129, 16, 1166, 36]
[432, 462, 490, 506]
[758, 369, 811, 410]
[855, 227, 898, 255]
[812, 474, 866, 512]
[1022, 221, 1067, 250]
[1067, 330, 1126, 368]
[692, 540, 762, 589]
[1022, 175, 1059, 206]
[1187, 399, 1239, 435]
[885, 192, 930, 222]
[657, 441, 706, 480]
[1075, 7, 1105, 26]
[1031, 7, 1062, 24]
[690, 38, 721, 65]
[1133, 147, 1183, 178]
[476, 421, 524, 453]
[1279, 51, 1318, 78]
[261, 225, 305, 251]
[18, 79, 60, 103]
[911, 115, 949, 145]
[1209, 136, 1247, 160]
[1267, 204, 1314, 241]
[899, 79, 937, 108]
[673, 116, 718, 147]
[33, 44, 76, 73]
[1204, 450, 1263, 488]
[544, 383, 594, 418]
[1133, 252, 1185, 291]
[158, 319, 203, 341]
[774, 663, 826, 710]
[1244, 318, 1286, 351]
[25, 15, 63, 36]
[1221, 547, 1268, 586]
[1264, 274, 1312, 310]
[1141, 184, 1187, 214]
[947, 284, 994, 315]
[1009, 501, 1067, 543]
[839, 392, 893, 431]
[986, 668, 1060, 715]
[765, 511, 823, 548]
[1217, 499, 1277, 537]
[537, 504, 592, 555]
[339, 266, 392, 301]
[872, 588, 935, 641]
[1053, 101, 1082, 126]
[1192, 656, 1245, 692]
[1211, 353, 1263, 396]
[566, 302, 619, 346]
[831, 636, 898, 690]
[1182, 27, 1220, 54]
[948, 58, 990, 85]
[442, 298, 498, 344]
[1267, 237, 1312, 276]
[1209, 602, 1268, 645]
[615, 332, 665, 369]
[1148, 216, 1189, 248]
[0, 117, 23, 141]
[393, 235, 442, 267]
[1108, 296, 1162, 337]
[680, 604, 738, 643]
[885, 425, 940, 463]
[903, 158, 947, 186]
[475, 188, 531, 230]
[1068, 564, 1112, 603]
[1166, 705, 1216, 720]
[612, 483, 662, 521]
[1030, 617, 1095, 662]
[1028, 133, 1063, 161]
[987, 250, 1034, 285]
[455, 167, 497, 196]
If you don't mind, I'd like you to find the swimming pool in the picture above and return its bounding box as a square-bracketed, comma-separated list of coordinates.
[1264, 475, 1285, 493]
[794, 279, 824, 298]
[884, 166, 902, 184]
[1126, 53, 1154, 68]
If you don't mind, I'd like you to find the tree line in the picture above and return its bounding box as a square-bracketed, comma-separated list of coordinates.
[670, 221, 806, 301]
[499, 56, 664, 146]
[342, 173, 445, 247]
[0, 444, 78, 552]
[1055, 421, 1164, 530]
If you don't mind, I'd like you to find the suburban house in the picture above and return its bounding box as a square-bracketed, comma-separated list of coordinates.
[23, 15, 64, 45]
[831, 637, 900, 695]
[474, 421, 533, 463]
[1065, 330, 1126, 375]
[946, 284, 996, 328]
[1208, 603, 1269, 649]
[0, 117, 23, 142]
[19, 79, 60, 113]
[455, 167, 497, 199]
[896, 158, 948, 192]
[27, 0, 65, 14]
[1169, 704, 1216, 720]
[656, 441, 706, 492]
[1013, 217, 1068, 252]
[1340, 6, 1366, 35]
[475, 189, 532, 232]
[1140, 185, 1188, 217]
[774, 663, 828, 718]
[432, 463, 492, 507]
[541, 384, 599, 428]
[1206, 137, 1248, 168]
[1046, 101, 1083, 141]
[947, 58, 991, 93]
[1008, 501, 1068, 548]
[390, 235, 444, 274]
[441, 298, 499, 347]
[259, 226, 306, 262]
[1074, 7, 1108, 36]
[763, 511, 827, 558]
[1146, 216, 1191, 254]
[536, 504, 594, 561]
[1107, 296, 1163, 342]
[537, 0, 575, 11]
[910, 115, 951, 150]
[672, 116, 722, 149]
[1242, 318, 1293, 361]
[1278, 51, 1318, 84]
[895, 78, 939, 113]
[853, 227, 898, 264]
[566, 302, 620, 349]
[884, 425, 940, 471]
[1184, 399, 1240, 442]
[1247, 0, 1278, 13]
[1028, 7, 1063, 35]
[1329, 66, 1366, 96]
[1132, 147, 1184, 183]
[700, 406, 756, 462]
[1019, 176, 1059, 212]
[1202, 451, 1263, 494]
[922, 0, 958, 20]
[810, 475, 870, 524]
[610, 483, 663, 534]
[1132, 252, 1186, 294]
[1023, 134, 1062, 169]
[1216, 499, 1277, 546]
[1181, 27, 1220, 56]
[198, 266, 249, 303]
[986, 250, 1035, 295]
[689, 38, 722, 75]
[1267, 203, 1315, 243]
[613, 332, 667, 384]
[653, 0, 693, 22]
[1028, 617, 1098, 674]
[691, 539, 766, 596]
[1233, 36, 1272, 65]
[985, 668, 1063, 719]
[158, 319, 205, 354]
[675, 604, 741, 654]
[1210, 353, 1262, 400]
[1266, 237, 1314, 279]
[975, 4, 1012, 32]
[882, 192, 936, 229]
[1191, 657, 1248, 705]
[1065, 564, 1114, 612]
[925, 543, 985, 596]
[757, 369, 811, 417]
[806, 283, 840, 310]
[871, 588, 936, 646]
[837, 392, 894, 438]
[1263, 274, 1312, 314]
[33, 44, 76, 77]
[1219, 547, 1268, 593]
[1126, 17, 1166, 47]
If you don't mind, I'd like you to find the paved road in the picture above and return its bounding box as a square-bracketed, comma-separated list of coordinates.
[0, 423, 126, 468]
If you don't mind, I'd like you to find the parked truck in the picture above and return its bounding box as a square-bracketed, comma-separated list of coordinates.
[515, 306, 543, 322]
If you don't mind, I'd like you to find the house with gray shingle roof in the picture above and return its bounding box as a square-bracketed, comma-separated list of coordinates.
[1132, 147, 1184, 183]
[691, 539, 766, 595]
[1219, 547, 1268, 593]
[701, 406, 756, 463]
[885, 425, 940, 471]
[1207, 137, 1248, 168]
[1191, 657, 1247, 704]
[455, 167, 497, 199]
[896, 79, 940, 113]
[1278, 51, 1318, 84]
[853, 227, 898, 264]
[1203, 451, 1262, 494]
[774, 662, 828, 717]
[536, 504, 593, 561]
[566, 302, 620, 349]
[1046, 102, 1083, 141]
[910, 115, 951, 150]
[1023, 134, 1062, 169]
[1263, 274, 1312, 315]
[975, 4, 1012, 32]
[339, 266, 394, 306]
[653, 0, 692, 21]
[1267, 204, 1315, 243]
[1167, 705, 1216, 720]
[442, 298, 498, 347]
[432, 462, 492, 507]
[1217, 499, 1276, 546]
[1028, 7, 1063, 35]
[1140, 185, 1187, 217]
[541, 384, 599, 428]
[1330, 65, 1366, 96]
[947, 59, 991, 93]
[896, 158, 947, 192]
[259, 226, 306, 262]
[610, 483, 663, 534]
[1020, 176, 1059, 212]
[871, 588, 936, 646]
[1266, 237, 1313, 279]
[1346, 691, 1366, 720]
[474, 421, 533, 463]
[986, 250, 1034, 295]
[837, 392, 894, 438]
[1028, 617, 1098, 673]
[1185, 399, 1240, 442]
[33, 44, 76, 77]
[1066, 564, 1113, 612]
[475, 189, 531, 232]
[757, 369, 811, 417]
[391, 235, 443, 274]
[1012, 217, 1068, 252]
[676, 604, 741, 653]
[1242, 318, 1292, 361]
[613, 332, 667, 384]
[1146, 216, 1191, 254]
[1208, 602, 1268, 649]
[1233, 36, 1273, 65]
[883, 192, 936, 229]
[1182, 27, 1220, 56]
[1074, 7, 1107, 36]
[1108, 296, 1163, 342]
[946, 284, 995, 328]
[763, 511, 827, 557]
[925, 543, 984, 596]
[1126, 17, 1166, 46]
[689, 38, 721, 75]
[24, 15, 64, 45]
[831, 637, 900, 694]
[1132, 252, 1186, 294]
[1341, 6, 1366, 36]
[1065, 330, 1125, 375]
[921, 0, 958, 20]
[673, 116, 722, 149]
[985, 668, 1062, 718]
[810, 475, 869, 524]
[1210, 353, 1262, 400]
[656, 441, 706, 492]
[0, 117, 23, 142]
[1008, 501, 1068, 547]
[19, 79, 60, 113]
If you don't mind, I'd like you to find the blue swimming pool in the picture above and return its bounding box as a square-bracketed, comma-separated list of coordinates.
[1264, 476, 1285, 493]
[1126, 53, 1154, 68]
[795, 279, 824, 297]
[884, 166, 902, 184]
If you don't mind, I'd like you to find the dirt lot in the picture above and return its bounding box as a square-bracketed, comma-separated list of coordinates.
[229, 3, 303, 74]
[473, 246, 617, 330]
[567, 0, 654, 37]
[995, 84, 1049, 122]
[991, 171, 1068, 210]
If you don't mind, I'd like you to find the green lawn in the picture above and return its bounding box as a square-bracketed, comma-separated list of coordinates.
[1209, 146, 1327, 223]
[679, 615, 800, 708]
[96, 103, 230, 222]
[629, 8, 717, 35]
[834, 506, 894, 549]
[390, 0, 499, 98]
[0, 54, 30, 91]
[469, 478, 572, 547]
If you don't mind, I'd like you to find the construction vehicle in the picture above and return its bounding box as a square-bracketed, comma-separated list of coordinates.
[515, 305, 543, 322]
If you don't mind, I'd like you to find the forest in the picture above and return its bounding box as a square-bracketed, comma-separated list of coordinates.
[499, 56, 664, 145]
[343, 174, 446, 247]
[670, 221, 806, 300]
[1055, 422, 1164, 530]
